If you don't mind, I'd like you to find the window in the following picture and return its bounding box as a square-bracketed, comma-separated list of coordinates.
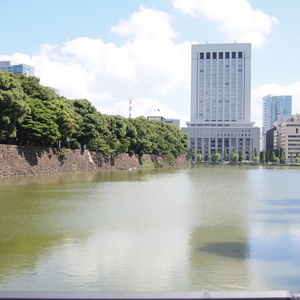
[206, 52, 211, 59]
[232, 52, 236, 59]
[213, 52, 217, 59]
[200, 53, 204, 59]
[225, 52, 230, 59]
[219, 52, 223, 59]
[238, 52, 243, 58]
[296, 128, 298, 134]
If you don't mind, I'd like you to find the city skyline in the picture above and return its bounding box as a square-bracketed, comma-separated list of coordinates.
[1, 0, 300, 128]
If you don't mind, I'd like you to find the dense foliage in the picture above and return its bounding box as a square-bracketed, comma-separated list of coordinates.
[0, 72, 188, 161]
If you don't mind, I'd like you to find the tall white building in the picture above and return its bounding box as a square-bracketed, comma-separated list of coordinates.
[182, 43, 260, 161]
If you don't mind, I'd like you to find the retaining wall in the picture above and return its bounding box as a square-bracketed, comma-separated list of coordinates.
[0, 144, 189, 178]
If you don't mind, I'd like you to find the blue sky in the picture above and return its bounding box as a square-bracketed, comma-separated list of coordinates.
[1, 0, 300, 128]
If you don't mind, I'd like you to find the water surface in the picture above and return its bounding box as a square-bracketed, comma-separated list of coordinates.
[0, 165, 300, 292]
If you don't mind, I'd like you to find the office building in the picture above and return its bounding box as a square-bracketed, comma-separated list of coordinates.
[0, 61, 13, 72]
[0, 61, 35, 76]
[262, 94, 292, 149]
[182, 43, 260, 161]
[269, 115, 293, 150]
[280, 114, 300, 162]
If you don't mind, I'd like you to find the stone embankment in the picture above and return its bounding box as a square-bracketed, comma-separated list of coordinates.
[0, 144, 189, 178]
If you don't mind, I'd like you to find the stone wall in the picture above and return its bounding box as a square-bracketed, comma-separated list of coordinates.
[0, 144, 189, 178]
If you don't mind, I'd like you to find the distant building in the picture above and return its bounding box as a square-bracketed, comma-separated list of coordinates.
[271, 115, 293, 150]
[0, 61, 12, 72]
[147, 116, 180, 127]
[0, 61, 35, 76]
[181, 43, 260, 161]
[265, 127, 276, 151]
[164, 119, 180, 127]
[262, 94, 292, 150]
[280, 114, 300, 161]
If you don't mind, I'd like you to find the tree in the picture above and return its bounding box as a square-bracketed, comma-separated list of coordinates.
[17, 97, 60, 146]
[231, 148, 239, 162]
[280, 149, 285, 163]
[254, 156, 259, 163]
[271, 151, 277, 162]
[238, 149, 246, 162]
[197, 153, 203, 162]
[68, 99, 104, 149]
[224, 147, 228, 161]
[260, 151, 266, 163]
[253, 147, 258, 158]
[273, 157, 280, 163]
[214, 152, 221, 162]
[0, 72, 30, 142]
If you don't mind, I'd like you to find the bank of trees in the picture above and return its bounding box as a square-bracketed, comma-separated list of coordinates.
[0, 72, 189, 162]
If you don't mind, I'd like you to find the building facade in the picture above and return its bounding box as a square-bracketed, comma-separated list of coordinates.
[0, 61, 35, 76]
[182, 43, 260, 161]
[280, 114, 300, 162]
[147, 116, 180, 128]
[270, 114, 293, 150]
[262, 94, 292, 149]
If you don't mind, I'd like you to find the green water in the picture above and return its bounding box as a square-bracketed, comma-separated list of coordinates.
[0, 165, 300, 292]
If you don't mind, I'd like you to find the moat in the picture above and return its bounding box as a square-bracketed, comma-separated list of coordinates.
[0, 164, 300, 292]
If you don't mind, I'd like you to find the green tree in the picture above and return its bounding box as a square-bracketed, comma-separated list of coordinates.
[260, 151, 266, 163]
[17, 97, 60, 146]
[68, 99, 104, 149]
[197, 153, 203, 162]
[18, 74, 58, 102]
[238, 149, 246, 162]
[273, 157, 280, 163]
[253, 147, 258, 158]
[231, 148, 239, 162]
[271, 151, 277, 162]
[214, 151, 221, 162]
[254, 156, 259, 163]
[0, 72, 30, 142]
[280, 149, 285, 163]
[224, 147, 228, 161]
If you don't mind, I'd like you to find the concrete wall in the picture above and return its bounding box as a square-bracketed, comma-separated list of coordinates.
[0, 145, 189, 178]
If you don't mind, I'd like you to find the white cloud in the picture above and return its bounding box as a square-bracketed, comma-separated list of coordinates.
[111, 5, 178, 40]
[172, 0, 278, 47]
[0, 6, 191, 125]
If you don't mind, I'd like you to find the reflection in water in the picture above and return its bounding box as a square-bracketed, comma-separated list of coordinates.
[1, 165, 300, 291]
[198, 242, 249, 260]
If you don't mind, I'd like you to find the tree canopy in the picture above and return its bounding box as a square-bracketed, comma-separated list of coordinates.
[0, 71, 189, 161]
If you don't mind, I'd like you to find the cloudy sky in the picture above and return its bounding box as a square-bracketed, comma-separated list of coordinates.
[1, 0, 300, 128]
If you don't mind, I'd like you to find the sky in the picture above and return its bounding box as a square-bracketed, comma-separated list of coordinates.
[1, 0, 300, 129]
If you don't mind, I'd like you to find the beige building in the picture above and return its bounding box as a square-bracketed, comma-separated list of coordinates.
[280, 114, 300, 161]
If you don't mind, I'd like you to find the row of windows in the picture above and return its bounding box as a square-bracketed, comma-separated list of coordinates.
[199, 52, 243, 60]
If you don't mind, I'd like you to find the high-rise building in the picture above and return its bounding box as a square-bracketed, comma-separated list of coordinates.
[262, 94, 292, 149]
[182, 43, 260, 161]
[0, 61, 35, 76]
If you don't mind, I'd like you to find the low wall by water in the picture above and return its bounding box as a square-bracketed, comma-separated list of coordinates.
[0, 144, 189, 178]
